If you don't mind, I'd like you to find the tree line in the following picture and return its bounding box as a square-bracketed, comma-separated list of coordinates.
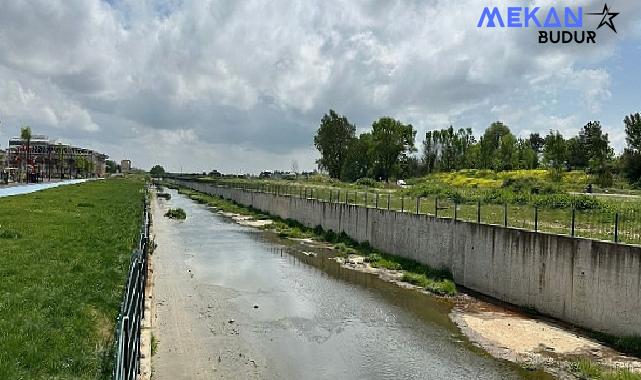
[313, 110, 641, 187]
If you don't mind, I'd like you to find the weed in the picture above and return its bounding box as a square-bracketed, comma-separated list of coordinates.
[572, 359, 641, 380]
[151, 335, 159, 356]
[164, 208, 186, 219]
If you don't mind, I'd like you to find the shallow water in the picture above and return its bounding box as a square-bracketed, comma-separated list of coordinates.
[162, 189, 552, 380]
[0, 179, 89, 198]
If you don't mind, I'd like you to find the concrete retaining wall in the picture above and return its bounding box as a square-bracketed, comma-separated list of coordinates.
[175, 180, 641, 337]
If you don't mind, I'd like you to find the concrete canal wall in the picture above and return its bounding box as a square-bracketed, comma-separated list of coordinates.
[175, 180, 641, 337]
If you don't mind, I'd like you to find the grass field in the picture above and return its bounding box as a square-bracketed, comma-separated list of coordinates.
[0, 179, 144, 379]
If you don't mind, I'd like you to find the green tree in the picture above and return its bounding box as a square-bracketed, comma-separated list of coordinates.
[543, 130, 567, 175]
[517, 138, 538, 169]
[314, 110, 356, 178]
[498, 133, 518, 170]
[150, 165, 166, 176]
[580, 121, 614, 186]
[624, 113, 641, 152]
[340, 133, 374, 182]
[75, 157, 88, 177]
[106, 160, 117, 174]
[371, 117, 416, 181]
[479, 121, 514, 170]
[566, 136, 588, 169]
[421, 126, 475, 172]
[622, 113, 641, 186]
[20, 126, 32, 182]
[528, 133, 545, 154]
[421, 130, 437, 174]
[56, 144, 65, 179]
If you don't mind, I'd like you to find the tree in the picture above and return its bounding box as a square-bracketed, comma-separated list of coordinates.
[422, 131, 438, 174]
[20, 126, 32, 182]
[150, 165, 166, 176]
[314, 110, 356, 178]
[579, 121, 613, 186]
[517, 138, 538, 169]
[479, 121, 514, 170]
[543, 130, 567, 172]
[421, 126, 475, 173]
[105, 160, 117, 174]
[622, 113, 641, 185]
[566, 136, 588, 169]
[371, 117, 416, 181]
[75, 157, 88, 177]
[340, 133, 374, 182]
[56, 144, 65, 179]
[624, 113, 641, 153]
[497, 133, 518, 170]
[528, 133, 545, 154]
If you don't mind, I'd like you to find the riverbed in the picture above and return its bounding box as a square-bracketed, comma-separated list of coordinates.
[151, 188, 552, 379]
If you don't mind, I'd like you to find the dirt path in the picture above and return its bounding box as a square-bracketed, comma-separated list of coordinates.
[151, 197, 266, 379]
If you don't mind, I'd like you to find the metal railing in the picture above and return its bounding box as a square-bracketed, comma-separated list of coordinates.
[217, 181, 641, 247]
[113, 197, 151, 380]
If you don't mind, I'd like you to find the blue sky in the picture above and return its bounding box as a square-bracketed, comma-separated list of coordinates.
[0, 0, 639, 172]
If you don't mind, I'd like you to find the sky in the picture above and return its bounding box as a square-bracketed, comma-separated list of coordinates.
[0, 0, 639, 173]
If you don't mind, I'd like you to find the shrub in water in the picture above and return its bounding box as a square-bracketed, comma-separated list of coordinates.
[157, 192, 171, 200]
[164, 208, 186, 219]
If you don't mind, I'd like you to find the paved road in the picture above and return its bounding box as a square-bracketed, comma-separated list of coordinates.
[0, 179, 89, 198]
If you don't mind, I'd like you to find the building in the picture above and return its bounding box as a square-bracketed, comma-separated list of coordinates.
[5, 134, 108, 180]
[121, 159, 131, 172]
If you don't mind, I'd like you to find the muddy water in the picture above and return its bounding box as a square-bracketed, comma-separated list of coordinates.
[157, 189, 552, 379]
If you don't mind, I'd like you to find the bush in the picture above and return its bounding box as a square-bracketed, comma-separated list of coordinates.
[164, 208, 186, 219]
[355, 178, 380, 188]
[157, 192, 171, 200]
[572, 195, 604, 210]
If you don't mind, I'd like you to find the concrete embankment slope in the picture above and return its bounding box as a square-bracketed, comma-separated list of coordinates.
[174, 180, 641, 338]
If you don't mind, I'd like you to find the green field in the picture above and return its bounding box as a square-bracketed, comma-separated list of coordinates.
[0, 179, 144, 379]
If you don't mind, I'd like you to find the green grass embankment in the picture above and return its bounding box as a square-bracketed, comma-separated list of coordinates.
[0, 179, 144, 379]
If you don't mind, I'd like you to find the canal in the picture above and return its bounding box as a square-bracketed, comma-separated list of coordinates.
[152, 189, 551, 380]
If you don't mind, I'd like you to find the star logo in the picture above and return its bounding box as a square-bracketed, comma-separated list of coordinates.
[586, 3, 619, 33]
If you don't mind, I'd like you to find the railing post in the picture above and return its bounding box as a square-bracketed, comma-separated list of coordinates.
[401, 196, 404, 212]
[345, 191, 349, 205]
[365, 192, 368, 208]
[434, 197, 438, 218]
[416, 197, 420, 215]
[504, 203, 508, 227]
[310, 188, 314, 200]
[454, 202, 458, 221]
[387, 194, 391, 210]
[329, 190, 333, 203]
[477, 200, 481, 223]
[614, 212, 619, 243]
[571, 208, 576, 237]
[534, 207, 539, 232]
[375, 193, 379, 209]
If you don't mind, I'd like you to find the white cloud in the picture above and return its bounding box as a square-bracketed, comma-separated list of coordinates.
[0, 0, 639, 171]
